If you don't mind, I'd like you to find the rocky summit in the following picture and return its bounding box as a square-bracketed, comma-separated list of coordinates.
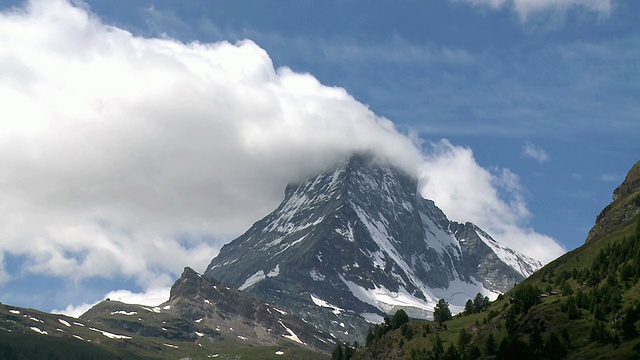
[587, 160, 640, 242]
[204, 155, 540, 342]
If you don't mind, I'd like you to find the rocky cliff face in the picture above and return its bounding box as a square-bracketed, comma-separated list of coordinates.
[204, 155, 541, 342]
[587, 160, 640, 242]
[451, 222, 535, 293]
[162, 267, 335, 352]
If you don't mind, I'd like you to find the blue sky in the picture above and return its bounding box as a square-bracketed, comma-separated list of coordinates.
[0, 0, 638, 315]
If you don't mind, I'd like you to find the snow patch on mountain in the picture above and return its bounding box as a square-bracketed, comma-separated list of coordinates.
[279, 320, 304, 344]
[360, 312, 385, 324]
[111, 310, 137, 316]
[430, 277, 500, 314]
[419, 213, 462, 258]
[340, 274, 433, 319]
[267, 265, 280, 277]
[239, 270, 265, 291]
[477, 231, 541, 277]
[352, 206, 414, 284]
[89, 327, 132, 340]
[30, 327, 48, 335]
[336, 222, 356, 242]
[309, 294, 344, 315]
[310, 270, 326, 281]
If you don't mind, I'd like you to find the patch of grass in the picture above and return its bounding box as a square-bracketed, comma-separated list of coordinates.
[0, 330, 141, 360]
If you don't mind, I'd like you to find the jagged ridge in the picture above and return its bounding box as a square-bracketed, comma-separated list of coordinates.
[588, 160, 640, 241]
[205, 155, 540, 342]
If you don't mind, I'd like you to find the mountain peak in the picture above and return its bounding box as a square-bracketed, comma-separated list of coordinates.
[204, 155, 539, 342]
[613, 160, 640, 201]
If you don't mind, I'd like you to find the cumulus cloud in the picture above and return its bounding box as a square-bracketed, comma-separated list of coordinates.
[52, 303, 95, 319]
[459, 0, 613, 20]
[0, 0, 420, 286]
[0, 0, 564, 310]
[522, 142, 550, 164]
[419, 140, 564, 263]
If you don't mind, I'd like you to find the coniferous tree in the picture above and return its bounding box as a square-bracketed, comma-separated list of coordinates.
[473, 293, 483, 313]
[391, 308, 409, 330]
[497, 336, 530, 360]
[457, 328, 471, 351]
[464, 299, 474, 316]
[504, 306, 519, 336]
[562, 296, 580, 319]
[345, 342, 356, 359]
[430, 334, 444, 360]
[529, 325, 543, 356]
[434, 299, 452, 324]
[484, 332, 497, 355]
[472, 293, 490, 313]
[482, 296, 490, 311]
[331, 343, 344, 360]
[445, 343, 459, 360]
[545, 333, 567, 360]
[561, 328, 571, 349]
[511, 284, 541, 315]
[465, 346, 481, 360]
[365, 327, 375, 347]
[619, 303, 640, 340]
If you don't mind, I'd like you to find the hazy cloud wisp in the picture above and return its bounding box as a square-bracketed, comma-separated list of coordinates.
[522, 142, 550, 164]
[460, 0, 613, 20]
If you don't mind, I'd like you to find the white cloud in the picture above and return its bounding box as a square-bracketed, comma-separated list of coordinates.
[522, 142, 550, 164]
[513, 0, 612, 20]
[103, 287, 170, 306]
[0, 0, 564, 303]
[52, 302, 94, 319]
[317, 35, 476, 66]
[52, 287, 170, 318]
[419, 140, 564, 263]
[0, 0, 421, 287]
[598, 173, 619, 182]
[461, 0, 508, 9]
[0, 254, 10, 285]
[459, 0, 612, 20]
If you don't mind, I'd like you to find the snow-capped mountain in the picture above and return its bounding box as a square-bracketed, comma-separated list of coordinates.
[204, 155, 541, 342]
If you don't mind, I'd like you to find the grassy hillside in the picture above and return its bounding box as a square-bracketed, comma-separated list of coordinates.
[0, 331, 140, 360]
[0, 302, 328, 360]
[349, 161, 640, 360]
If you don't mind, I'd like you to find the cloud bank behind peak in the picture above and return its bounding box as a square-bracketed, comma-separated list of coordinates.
[0, 0, 564, 299]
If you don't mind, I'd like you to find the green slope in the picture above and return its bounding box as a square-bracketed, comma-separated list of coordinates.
[0, 331, 140, 360]
[0, 301, 329, 360]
